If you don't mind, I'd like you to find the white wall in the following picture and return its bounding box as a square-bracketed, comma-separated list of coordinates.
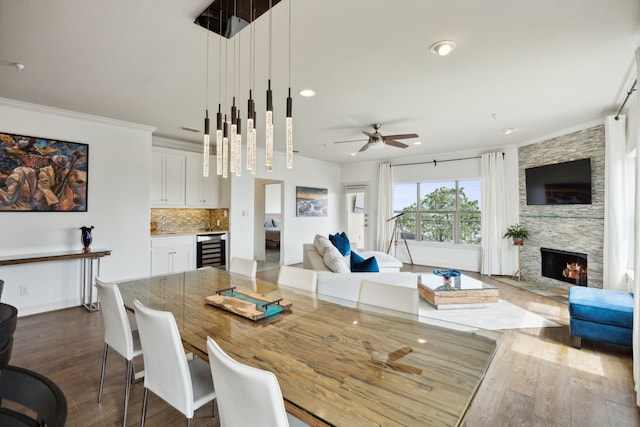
[228, 148, 342, 266]
[0, 98, 154, 315]
[341, 147, 519, 272]
[265, 183, 282, 213]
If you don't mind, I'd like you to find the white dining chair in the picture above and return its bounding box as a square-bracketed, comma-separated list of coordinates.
[358, 280, 419, 315]
[96, 278, 143, 427]
[133, 299, 216, 427]
[206, 336, 308, 427]
[276, 265, 318, 293]
[229, 257, 257, 278]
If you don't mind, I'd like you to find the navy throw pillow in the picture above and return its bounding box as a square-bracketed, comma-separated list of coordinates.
[350, 251, 365, 269]
[351, 256, 379, 273]
[330, 232, 351, 256]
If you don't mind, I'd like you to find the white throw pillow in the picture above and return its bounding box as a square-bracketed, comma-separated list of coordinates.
[323, 244, 351, 273]
[314, 234, 332, 256]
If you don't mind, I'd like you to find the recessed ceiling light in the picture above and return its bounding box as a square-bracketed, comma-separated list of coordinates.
[430, 40, 456, 56]
[349, 152, 357, 156]
[503, 128, 514, 135]
[299, 89, 315, 97]
[413, 141, 422, 145]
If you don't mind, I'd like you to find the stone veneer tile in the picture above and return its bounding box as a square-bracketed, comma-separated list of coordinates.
[151, 208, 229, 233]
[518, 125, 604, 289]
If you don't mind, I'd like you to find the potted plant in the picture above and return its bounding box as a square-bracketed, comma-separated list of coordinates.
[503, 224, 529, 245]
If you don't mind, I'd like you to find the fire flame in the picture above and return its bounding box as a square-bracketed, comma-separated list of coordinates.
[562, 262, 587, 280]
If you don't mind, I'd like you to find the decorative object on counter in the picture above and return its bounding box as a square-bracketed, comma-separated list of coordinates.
[0, 131, 89, 212]
[80, 225, 94, 252]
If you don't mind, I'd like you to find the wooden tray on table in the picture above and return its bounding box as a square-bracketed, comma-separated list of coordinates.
[205, 288, 292, 321]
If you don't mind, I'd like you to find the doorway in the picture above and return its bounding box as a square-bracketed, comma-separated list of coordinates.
[254, 179, 283, 270]
[344, 185, 368, 250]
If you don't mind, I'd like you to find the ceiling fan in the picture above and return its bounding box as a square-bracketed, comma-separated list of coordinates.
[333, 123, 418, 153]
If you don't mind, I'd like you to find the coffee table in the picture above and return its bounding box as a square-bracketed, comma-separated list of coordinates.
[417, 273, 499, 309]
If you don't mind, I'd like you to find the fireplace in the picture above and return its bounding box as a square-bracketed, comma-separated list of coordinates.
[540, 247, 587, 286]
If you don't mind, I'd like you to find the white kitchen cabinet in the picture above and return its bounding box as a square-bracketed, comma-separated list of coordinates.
[150, 236, 194, 275]
[151, 149, 186, 206]
[185, 154, 218, 207]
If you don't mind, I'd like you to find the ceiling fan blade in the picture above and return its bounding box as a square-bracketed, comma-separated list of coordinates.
[385, 140, 409, 149]
[333, 139, 367, 144]
[362, 131, 374, 138]
[359, 143, 370, 152]
[383, 133, 418, 140]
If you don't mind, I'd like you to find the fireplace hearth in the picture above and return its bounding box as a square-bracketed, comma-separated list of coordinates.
[540, 247, 587, 286]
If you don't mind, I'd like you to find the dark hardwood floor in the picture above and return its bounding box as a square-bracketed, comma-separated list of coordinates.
[6, 266, 639, 426]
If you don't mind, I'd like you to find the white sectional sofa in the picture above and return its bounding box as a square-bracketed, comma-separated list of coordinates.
[302, 238, 417, 302]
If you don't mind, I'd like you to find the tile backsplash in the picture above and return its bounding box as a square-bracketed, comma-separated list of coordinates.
[151, 208, 229, 233]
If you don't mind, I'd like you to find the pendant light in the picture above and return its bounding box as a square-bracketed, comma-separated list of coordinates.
[203, 21, 211, 177]
[247, 1, 257, 174]
[230, 97, 237, 174]
[265, 0, 274, 173]
[222, 115, 229, 179]
[216, 11, 223, 176]
[285, 0, 293, 169]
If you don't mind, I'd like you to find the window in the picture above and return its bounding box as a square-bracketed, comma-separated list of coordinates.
[392, 180, 481, 244]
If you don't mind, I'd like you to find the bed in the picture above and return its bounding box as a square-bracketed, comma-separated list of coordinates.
[264, 214, 281, 248]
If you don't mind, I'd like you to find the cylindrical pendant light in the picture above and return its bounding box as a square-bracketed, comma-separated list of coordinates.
[266, 79, 273, 172]
[216, 105, 222, 175]
[285, 0, 293, 169]
[222, 115, 229, 179]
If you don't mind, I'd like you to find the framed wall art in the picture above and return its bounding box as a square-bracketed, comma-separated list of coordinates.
[296, 186, 328, 217]
[0, 131, 89, 212]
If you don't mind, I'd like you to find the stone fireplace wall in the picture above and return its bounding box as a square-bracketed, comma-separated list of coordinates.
[518, 125, 605, 289]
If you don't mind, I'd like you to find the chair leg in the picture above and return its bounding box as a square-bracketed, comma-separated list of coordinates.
[98, 343, 109, 402]
[141, 388, 149, 427]
[186, 418, 192, 427]
[123, 359, 133, 427]
[571, 336, 582, 349]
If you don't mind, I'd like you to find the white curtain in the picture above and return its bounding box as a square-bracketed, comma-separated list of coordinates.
[604, 115, 629, 291]
[480, 152, 511, 275]
[633, 47, 640, 407]
[377, 163, 393, 252]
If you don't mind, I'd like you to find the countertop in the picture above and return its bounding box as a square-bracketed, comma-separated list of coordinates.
[151, 229, 229, 238]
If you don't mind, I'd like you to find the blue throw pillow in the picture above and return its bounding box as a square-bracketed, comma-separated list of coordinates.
[351, 256, 379, 273]
[330, 232, 351, 256]
[350, 251, 365, 268]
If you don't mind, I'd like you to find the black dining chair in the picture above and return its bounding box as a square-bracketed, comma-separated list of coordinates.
[0, 279, 4, 301]
[0, 365, 68, 427]
[0, 302, 17, 369]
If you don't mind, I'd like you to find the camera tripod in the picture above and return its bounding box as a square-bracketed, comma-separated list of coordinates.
[386, 214, 414, 264]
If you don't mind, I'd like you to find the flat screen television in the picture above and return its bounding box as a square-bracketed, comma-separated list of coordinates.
[525, 158, 592, 205]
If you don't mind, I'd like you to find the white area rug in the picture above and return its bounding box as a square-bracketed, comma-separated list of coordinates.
[418, 299, 560, 331]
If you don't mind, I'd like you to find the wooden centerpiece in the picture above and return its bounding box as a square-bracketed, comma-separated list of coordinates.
[205, 288, 292, 321]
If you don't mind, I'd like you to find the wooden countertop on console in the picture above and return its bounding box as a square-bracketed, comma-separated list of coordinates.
[0, 249, 111, 266]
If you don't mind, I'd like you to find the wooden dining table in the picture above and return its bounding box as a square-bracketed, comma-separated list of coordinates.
[117, 267, 502, 427]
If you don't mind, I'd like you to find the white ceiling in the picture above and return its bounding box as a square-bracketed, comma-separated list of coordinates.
[0, 0, 638, 164]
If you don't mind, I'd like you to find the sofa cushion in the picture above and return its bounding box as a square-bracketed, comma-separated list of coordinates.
[323, 245, 351, 273]
[351, 255, 379, 273]
[330, 232, 351, 256]
[313, 234, 332, 256]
